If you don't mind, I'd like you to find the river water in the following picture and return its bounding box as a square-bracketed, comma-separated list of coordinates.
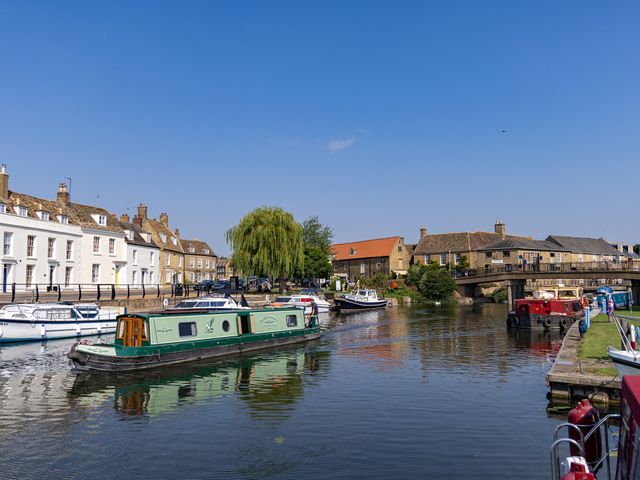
[0, 304, 565, 479]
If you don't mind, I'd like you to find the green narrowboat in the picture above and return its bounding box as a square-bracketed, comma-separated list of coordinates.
[67, 307, 321, 372]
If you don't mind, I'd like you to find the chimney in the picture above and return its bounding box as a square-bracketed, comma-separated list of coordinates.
[120, 213, 130, 223]
[419, 225, 427, 239]
[159, 212, 169, 227]
[174, 228, 180, 238]
[57, 182, 70, 204]
[109, 213, 117, 220]
[0, 164, 8, 200]
[137, 204, 148, 220]
[495, 220, 506, 240]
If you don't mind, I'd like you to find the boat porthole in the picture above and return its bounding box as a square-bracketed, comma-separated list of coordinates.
[222, 320, 230, 332]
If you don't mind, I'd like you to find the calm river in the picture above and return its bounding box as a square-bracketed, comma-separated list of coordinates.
[0, 305, 565, 479]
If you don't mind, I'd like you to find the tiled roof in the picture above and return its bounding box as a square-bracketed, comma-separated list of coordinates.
[547, 235, 630, 257]
[331, 236, 401, 261]
[413, 231, 528, 255]
[116, 220, 159, 248]
[140, 218, 184, 253]
[181, 239, 216, 257]
[480, 238, 570, 252]
[4, 191, 123, 233]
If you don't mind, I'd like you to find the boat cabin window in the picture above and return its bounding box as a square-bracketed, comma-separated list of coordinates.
[35, 308, 75, 320]
[286, 315, 298, 327]
[175, 301, 197, 308]
[358, 290, 367, 296]
[274, 297, 291, 303]
[369, 291, 376, 297]
[178, 322, 198, 337]
[222, 320, 230, 332]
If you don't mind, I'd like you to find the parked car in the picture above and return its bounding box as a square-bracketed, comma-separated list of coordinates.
[194, 280, 216, 292]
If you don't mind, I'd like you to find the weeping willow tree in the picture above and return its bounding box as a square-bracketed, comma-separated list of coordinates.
[226, 207, 304, 292]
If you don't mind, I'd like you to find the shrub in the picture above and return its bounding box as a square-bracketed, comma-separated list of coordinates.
[418, 269, 456, 301]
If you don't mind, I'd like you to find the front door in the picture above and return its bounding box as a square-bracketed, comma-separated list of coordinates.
[114, 266, 120, 286]
[2, 264, 8, 293]
[49, 265, 55, 288]
[237, 313, 251, 335]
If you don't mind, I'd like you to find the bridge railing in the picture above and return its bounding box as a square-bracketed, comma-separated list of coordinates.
[454, 261, 640, 279]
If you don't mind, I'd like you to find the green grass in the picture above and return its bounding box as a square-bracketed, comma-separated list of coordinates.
[578, 314, 622, 360]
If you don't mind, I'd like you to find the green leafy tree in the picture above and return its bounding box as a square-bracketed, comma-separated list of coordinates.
[407, 261, 443, 286]
[302, 216, 334, 254]
[418, 269, 457, 301]
[635, 244, 640, 256]
[303, 246, 333, 280]
[226, 207, 304, 292]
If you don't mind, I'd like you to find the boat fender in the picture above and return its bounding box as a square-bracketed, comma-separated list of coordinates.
[631, 326, 637, 351]
[40, 325, 46, 337]
[75, 324, 81, 335]
[163, 298, 169, 308]
[560, 318, 569, 329]
[97, 323, 102, 333]
[0, 328, 3, 338]
[543, 317, 552, 329]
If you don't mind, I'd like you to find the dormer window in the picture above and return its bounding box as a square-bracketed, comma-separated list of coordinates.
[204, 249, 209, 254]
[58, 215, 69, 224]
[160, 233, 167, 243]
[38, 211, 50, 221]
[16, 206, 27, 217]
[349, 248, 356, 256]
[98, 215, 106, 226]
[125, 230, 134, 241]
[171, 237, 177, 246]
[189, 247, 195, 253]
[144, 233, 151, 242]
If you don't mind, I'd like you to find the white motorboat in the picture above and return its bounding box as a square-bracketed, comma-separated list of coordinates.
[268, 290, 331, 314]
[334, 289, 389, 311]
[608, 315, 640, 376]
[0, 303, 119, 343]
[169, 293, 250, 311]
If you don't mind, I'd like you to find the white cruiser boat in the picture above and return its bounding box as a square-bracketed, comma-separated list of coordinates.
[269, 290, 331, 314]
[169, 293, 250, 312]
[0, 303, 119, 343]
[334, 289, 389, 311]
[608, 315, 640, 377]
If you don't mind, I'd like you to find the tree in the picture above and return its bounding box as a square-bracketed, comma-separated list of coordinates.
[418, 269, 457, 301]
[302, 216, 334, 254]
[226, 207, 304, 292]
[303, 246, 333, 280]
[635, 245, 640, 256]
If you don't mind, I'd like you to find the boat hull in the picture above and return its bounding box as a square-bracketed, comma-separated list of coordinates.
[0, 319, 117, 343]
[69, 329, 321, 372]
[608, 347, 640, 377]
[506, 312, 577, 331]
[334, 298, 388, 311]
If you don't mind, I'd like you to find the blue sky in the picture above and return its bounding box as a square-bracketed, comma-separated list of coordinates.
[1, 1, 639, 254]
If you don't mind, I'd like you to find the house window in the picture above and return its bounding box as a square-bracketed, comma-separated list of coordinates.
[93, 236, 100, 253]
[286, 315, 298, 327]
[65, 267, 72, 286]
[360, 263, 365, 274]
[58, 215, 69, 224]
[198, 259, 202, 268]
[66, 240, 73, 260]
[27, 235, 35, 257]
[16, 206, 27, 217]
[349, 248, 356, 256]
[179, 256, 183, 267]
[197, 272, 202, 282]
[190, 272, 194, 282]
[109, 238, 115, 254]
[26, 265, 34, 287]
[485, 252, 492, 258]
[190, 258, 194, 268]
[47, 238, 55, 258]
[166, 253, 171, 266]
[3, 232, 12, 255]
[439, 254, 447, 266]
[205, 273, 210, 280]
[91, 264, 100, 283]
[398, 245, 402, 252]
[160, 233, 166, 243]
[424, 254, 430, 264]
[132, 270, 137, 284]
[171, 237, 177, 246]
[503, 251, 511, 258]
[97, 215, 107, 226]
[178, 322, 197, 337]
[39, 211, 50, 221]
[0, 204, 5, 213]
[454, 253, 461, 265]
[204, 249, 209, 254]
[133, 250, 138, 265]
[165, 271, 171, 283]
[206, 260, 210, 268]
[578, 254, 584, 262]
[150, 252, 155, 266]
[189, 247, 195, 253]
[148, 272, 153, 284]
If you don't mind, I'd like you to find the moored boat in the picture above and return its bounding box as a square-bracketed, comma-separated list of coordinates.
[67, 307, 321, 372]
[333, 289, 389, 311]
[0, 303, 119, 343]
[607, 315, 640, 377]
[507, 286, 585, 331]
[268, 290, 331, 314]
[168, 293, 250, 312]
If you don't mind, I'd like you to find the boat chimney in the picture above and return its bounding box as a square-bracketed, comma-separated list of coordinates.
[495, 220, 506, 240]
[419, 225, 427, 239]
[0, 164, 8, 200]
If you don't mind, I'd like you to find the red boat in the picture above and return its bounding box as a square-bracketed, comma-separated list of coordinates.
[507, 287, 584, 331]
[550, 375, 640, 480]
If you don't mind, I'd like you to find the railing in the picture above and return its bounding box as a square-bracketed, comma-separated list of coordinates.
[0, 282, 191, 304]
[550, 414, 620, 480]
[454, 261, 640, 279]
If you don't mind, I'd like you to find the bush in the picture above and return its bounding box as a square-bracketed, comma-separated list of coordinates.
[418, 269, 456, 301]
[492, 288, 508, 303]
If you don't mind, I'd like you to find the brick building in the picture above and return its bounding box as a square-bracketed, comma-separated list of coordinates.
[331, 236, 410, 281]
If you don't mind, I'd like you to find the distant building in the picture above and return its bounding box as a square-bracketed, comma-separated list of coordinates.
[412, 221, 528, 269]
[331, 236, 410, 281]
[116, 214, 160, 286]
[546, 235, 640, 265]
[182, 238, 217, 284]
[477, 238, 570, 272]
[216, 256, 231, 280]
[133, 205, 184, 285]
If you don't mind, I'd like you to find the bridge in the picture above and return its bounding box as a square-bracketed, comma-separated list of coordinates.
[454, 262, 640, 308]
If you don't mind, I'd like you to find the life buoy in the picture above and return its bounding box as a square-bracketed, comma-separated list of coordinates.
[543, 317, 552, 328]
[560, 318, 569, 329]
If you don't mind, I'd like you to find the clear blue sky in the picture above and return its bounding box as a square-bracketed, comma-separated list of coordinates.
[1, 1, 639, 254]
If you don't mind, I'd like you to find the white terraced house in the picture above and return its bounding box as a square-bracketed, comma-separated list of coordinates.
[116, 214, 161, 287]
